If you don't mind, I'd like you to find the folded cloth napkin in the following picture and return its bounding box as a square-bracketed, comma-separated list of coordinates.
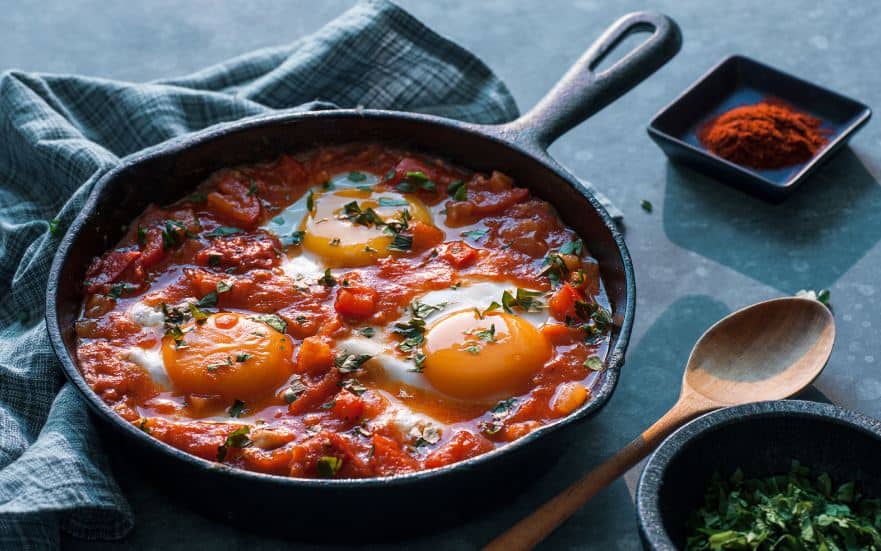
[0, 0, 618, 547]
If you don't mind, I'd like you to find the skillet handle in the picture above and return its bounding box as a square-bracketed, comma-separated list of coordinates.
[497, 12, 681, 153]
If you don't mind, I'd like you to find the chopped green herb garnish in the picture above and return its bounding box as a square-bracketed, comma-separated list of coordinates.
[410, 300, 447, 319]
[329, 237, 341, 247]
[306, 190, 314, 212]
[162, 220, 187, 247]
[272, 215, 285, 225]
[283, 375, 307, 404]
[137, 225, 147, 246]
[47, 218, 61, 235]
[559, 239, 584, 256]
[204, 226, 243, 238]
[686, 461, 881, 550]
[387, 233, 413, 252]
[641, 200, 653, 213]
[335, 353, 372, 374]
[228, 399, 246, 418]
[501, 288, 545, 313]
[188, 302, 209, 324]
[584, 356, 603, 371]
[358, 327, 376, 338]
[448, 180, 467, 201]
[281, 230, 305, 248]
[342, 378, 367, 396]
[206, 355, 233, 372]
[348, 171, 367, 182]
[316, 456, 343, 478]
[196, 291, 218, 308]
[207, 254, 222, 267]
[216, 280, 233, 294]
[320, 400, 336, 410]
[236, 352, 252, 363]
[318, 268, 337, 287]
[479, 398, 518, 435]
[217, 426, 250, 461]
[247, 179, 258, 196]
[796, 288, 832, 308]
[251, 313, 287, 334]
[462, 228, 489, 240]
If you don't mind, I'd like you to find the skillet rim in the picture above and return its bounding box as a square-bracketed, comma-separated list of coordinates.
[45, 108, 635, 489]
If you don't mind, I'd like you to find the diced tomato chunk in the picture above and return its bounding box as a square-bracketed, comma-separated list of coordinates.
[423, 431, 493, 469]
[548, 283, 584, 322]
[436, 241, 479, 269]
[370, 434, 420, 476]
[139, 227, 165, 268]
[206, 175, 261, 227]
[195, 232, 281, 270]
[409, 221, 444, 252]
[85, 249, 141, 293]
[331, 391, 364, 423]
[334, 287, 377, 319]
[296, 337, 335, 376]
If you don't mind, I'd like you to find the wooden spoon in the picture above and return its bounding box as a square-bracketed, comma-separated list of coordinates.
[484, 296, 835, 551]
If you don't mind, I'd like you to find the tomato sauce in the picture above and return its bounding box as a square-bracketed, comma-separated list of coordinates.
[75, 143, 612, 479]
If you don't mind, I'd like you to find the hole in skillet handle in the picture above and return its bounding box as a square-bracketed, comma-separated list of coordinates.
[494, 11, 682, 156]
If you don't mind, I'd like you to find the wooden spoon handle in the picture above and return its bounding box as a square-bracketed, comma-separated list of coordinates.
[483, 395, 714, 551]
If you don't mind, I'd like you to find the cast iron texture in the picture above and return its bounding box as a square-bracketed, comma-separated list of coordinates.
[636, 400, 881, 550]
[46, 12, 680, 539]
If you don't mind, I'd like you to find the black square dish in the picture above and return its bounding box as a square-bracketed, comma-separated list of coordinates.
[647, 55, 871, 201]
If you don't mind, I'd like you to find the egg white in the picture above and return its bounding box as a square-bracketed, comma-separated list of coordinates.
[412, 280, 550, 329]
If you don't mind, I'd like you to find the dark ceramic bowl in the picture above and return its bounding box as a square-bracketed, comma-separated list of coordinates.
[45, 13, 680, 540]
[648, 55, 871, 202]
[636, 400, 881, 550]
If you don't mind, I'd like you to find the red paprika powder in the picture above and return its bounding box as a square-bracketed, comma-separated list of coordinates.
[698, 99, 828, 170]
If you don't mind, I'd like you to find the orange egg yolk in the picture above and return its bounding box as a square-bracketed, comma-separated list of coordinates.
[302, 188, 435, 267]
[161, 312, 294, 401]
[422, 310, 551, 401]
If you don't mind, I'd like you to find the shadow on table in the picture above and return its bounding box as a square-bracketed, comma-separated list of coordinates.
[663, 149, 881, 293]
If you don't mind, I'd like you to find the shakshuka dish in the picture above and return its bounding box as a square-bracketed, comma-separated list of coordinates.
[76, 143, 613, 479]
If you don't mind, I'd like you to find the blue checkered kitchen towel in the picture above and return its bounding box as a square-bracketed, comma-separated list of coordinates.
[0, 0, 619, 548]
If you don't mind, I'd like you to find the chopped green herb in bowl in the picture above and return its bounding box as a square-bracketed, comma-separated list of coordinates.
[686, 460, 881, 550]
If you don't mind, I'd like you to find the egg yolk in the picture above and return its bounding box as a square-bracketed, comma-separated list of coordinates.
[422, 310, 551, 401]
[302, 188, 434, 267]
[161, 313, 294, 401]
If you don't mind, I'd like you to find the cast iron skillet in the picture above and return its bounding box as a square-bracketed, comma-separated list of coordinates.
[47, 12, 680, 539]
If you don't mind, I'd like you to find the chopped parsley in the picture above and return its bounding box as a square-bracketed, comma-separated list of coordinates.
[217, 426, 250, 461]
[316, 456, 343, 478]
[188, 302, 209, 325]
[107, 282, 137, 299]
[358, 327, 376, 338]
[137, 225, 147, 246]
[335, 353, 372, 374]
[216, 280, 233, 294]
[342, 378, 367, 396]
[196, 291, 218, 308]
[461, 228, 489, 240]
[251, 313, 287, 334]
[306, 190, 314, 212]
[559, 239, 584, 256]
[318, 268, 337, 287]
[501, 288, 545, 313]
[640, 200, 653, 213]
[281, 230, 305, 248]
[796, 288, 832, 308]
[228, 399, 246, 418]
[236, 352, 252, 363]
[272, 215, 285, 225]
[204, 226, 243, 238]
[584, 356, 604, 371]
[387, 233, 413, 252]
[320, 400, 336, 410]
[283, 375, 307, 404]
[162, 220, 187, 247]
[247, 179, 258, 196]
[47, 219, 61, 235]
[479, 398, 518, 435]
[348, 171, 367, 182]
[409, 300, 447, 319]
[686, 461, 881, 550]
[448, 179, 468, 201]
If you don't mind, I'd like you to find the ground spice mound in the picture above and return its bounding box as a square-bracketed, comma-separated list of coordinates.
[698, 99, 828, 170]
